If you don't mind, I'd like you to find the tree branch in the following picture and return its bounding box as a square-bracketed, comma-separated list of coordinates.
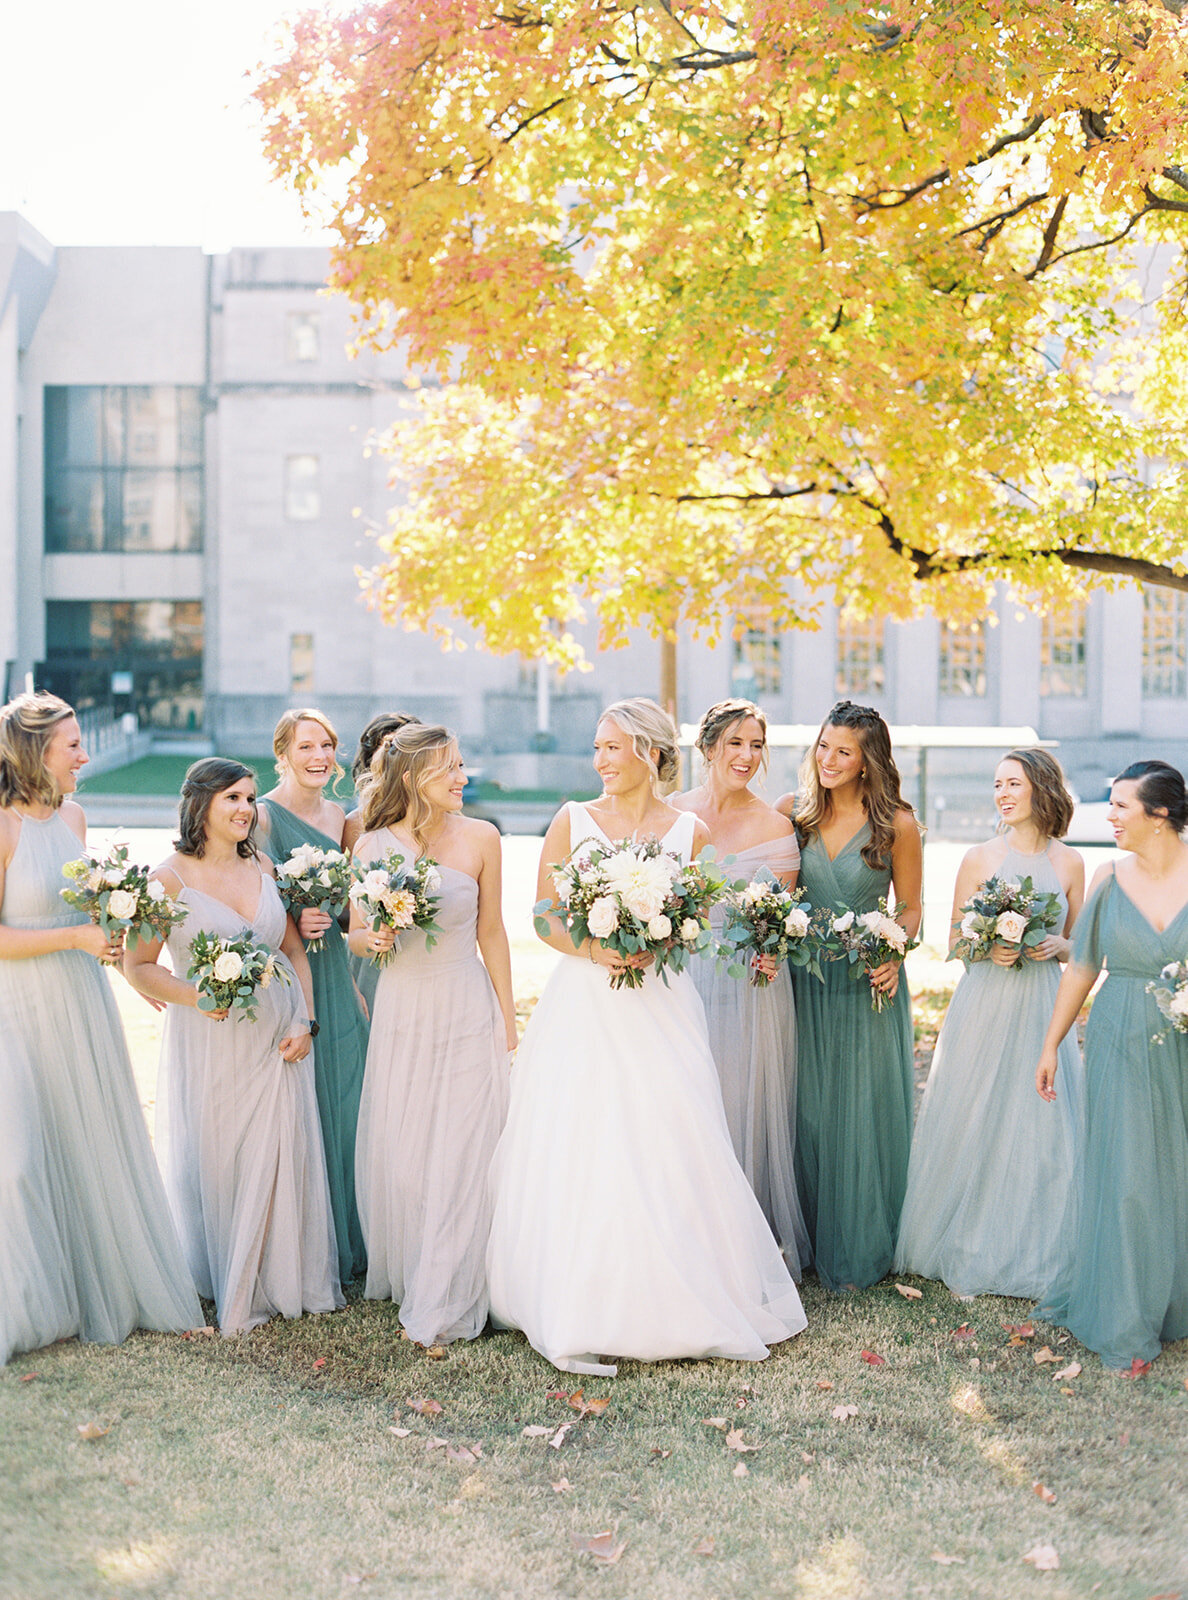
[1026, 193, 1070, 280]
[1144, 181, 1188, 214]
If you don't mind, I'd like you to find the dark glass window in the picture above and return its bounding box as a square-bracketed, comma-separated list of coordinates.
[44, 387, 204, 552]
[43, 601, 204, 731]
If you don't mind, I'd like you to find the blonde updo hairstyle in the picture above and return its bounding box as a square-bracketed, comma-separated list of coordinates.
[0, 692, 76, 810]
[273, 707, 344, 791]
[359, 722, 459, 850]
[695, 697, 768, 777]
[598, 697, 681, 795]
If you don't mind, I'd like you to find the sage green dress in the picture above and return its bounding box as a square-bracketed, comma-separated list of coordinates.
[790, 823, 914, 1291]
[1037, 871, 1188, 1367]
[259, 800, 368, 1282]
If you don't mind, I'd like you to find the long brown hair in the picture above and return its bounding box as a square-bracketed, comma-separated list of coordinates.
[795, 700, 915, 868]
[359, 723, 457, 849]
[0, 692, 75, 810]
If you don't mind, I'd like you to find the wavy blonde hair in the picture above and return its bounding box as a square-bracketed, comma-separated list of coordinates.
[359, 723, 458, 849]
[694, 698, 769, 777]
[795, 700, 915, 869]
[273, 707, 344, 792]
[0, 692, 75, 810]
[599, 698, 681, 794]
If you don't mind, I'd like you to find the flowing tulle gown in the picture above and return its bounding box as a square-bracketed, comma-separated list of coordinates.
[354, 830, 509, 1345]
[894, 844, 1083, 1298]
[157, 867, 342, 1335]
[790, 822, 914, 1291]
[0, 811, 201, 1364]
[487, 803, 807, 1377]
[690, 834, 809, 1274]
[1037, 871, 1188, 1367]
[259, 800, 368, 1282]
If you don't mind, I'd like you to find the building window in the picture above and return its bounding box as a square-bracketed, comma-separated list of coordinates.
[290, 633, 315, 695]
[42, 600, 204, 731]
[286, 312, 320, 363]
[731, 623, 781, 698]
[44, 386, 203, 553]
[835, 616, 885, 698]
[285, 454, 321, 521]
[1039, 604, 1087, 697]
[1143, 587, 1188, 699]
[938, 620, 987, 698]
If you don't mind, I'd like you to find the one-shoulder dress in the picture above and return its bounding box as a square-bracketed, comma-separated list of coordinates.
[689, 833, 809, 1273]
[894, 844, 1083, 1297]
[156, 865, 342, 1334]
[1037, 871, 1188, 1367]
[0, 811, 201, 1364]
[259, 799, 369, 1282]
[486, 803, 807, 1376]
[353, 829, 510, 1345]
[790, 822, 915, 1291]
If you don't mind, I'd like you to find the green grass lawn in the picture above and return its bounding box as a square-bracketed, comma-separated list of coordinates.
[78, 756, 276, 797]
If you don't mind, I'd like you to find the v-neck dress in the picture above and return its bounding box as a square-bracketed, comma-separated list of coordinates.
[790, 821, 915, 1291]
[156, 865, 342, 1335]
[1037, 871, 1188, 1366]
[259, 799, 369, 1282]
[486, 802, 807, 1376]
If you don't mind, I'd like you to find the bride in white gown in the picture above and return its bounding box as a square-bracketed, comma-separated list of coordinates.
[487, 698, 807, 1376]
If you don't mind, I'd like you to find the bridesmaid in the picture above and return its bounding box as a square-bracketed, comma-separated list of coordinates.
[257, 708, 369, 1283]
[673, 698, 809, 1274]
[1036, 759, 1188, 1369]
[0, 692, 200, 1364]
[780, 701, 922, 1291]
[895, 749, 1084, 1297]
[349, 722, 514, 1346]
[125, 758, 342, 1335]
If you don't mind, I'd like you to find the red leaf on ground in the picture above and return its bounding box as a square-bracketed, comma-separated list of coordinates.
[1033, 1481, 1057, 1504]
[19, 1373, 38, 1383]
[860, 1350, 886, 1366]
[571, 1531, 626, 1565]
[312, 1357, 327, 1370]
[1002, 1321, 1035, 1340]
[76, 1422, 109, 1441]
[951, 1324, 976, 1341]
[1124, 1357, 1152, 1380]
[407, 1397, 444, 1416]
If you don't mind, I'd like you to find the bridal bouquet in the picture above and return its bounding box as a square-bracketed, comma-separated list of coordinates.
[536, 837, 723, 990]
[273, 843, 353, 952]
[60, 841, 188, 950]
[720, 878, 822, 986]
[1146, 959, 1188, 1043]
[348, 852, 443, 969]
[951, 874, 1062, 968]
[187, 928, 287, 1021]
[819, 897, 917, 1012]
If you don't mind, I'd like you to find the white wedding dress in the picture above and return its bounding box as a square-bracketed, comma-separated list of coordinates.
[486, 803, 807, 1376]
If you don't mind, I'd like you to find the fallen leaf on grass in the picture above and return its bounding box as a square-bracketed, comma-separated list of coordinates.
[550, 1423, 575, 1449]
[77, 1422, 109, 1441]
[931, 1552, 965, 1566]
[650, 1448, 671, 1459]
[344, 1574, 376, 1586]
[1033, 1481, 1057, 1504]
[1033, 1346, 1061, 1365]
[407, 1397, 443, 1416]
[446, 1445, 479, 1464]
[1003, 1321, 1035, 1341]
[702, 1417, 729, 1429]
[521, 1425, 551, 1438]
[895, 1283, 923, 1299]
[801, 1452, 816, 1463]
[19, 1373, 38, 1383]
[796, 1473, 811, 1489]
[951, 1324, 976, 1342]
[1124, 1358, 1152, 1380]
[860, 1350, 886, 1366]
[732, 1462, 749, 1478]
[1022, 1543, 1060, 1571]
[312, 1357, 327, 1370]
[735, 1396, 749, 1409]
[815, 1380, 834, 1392]
[423, 1436, 448, 1452]
[564, 1389, 611, 1419]
[725, 1428, 760, 1453]
[551, 1477, 572, 1493]
[831, 1405, 859, 1422]
[388, 1427, 412, 1438]
[424, 1345, 447, 1361]
[571, 1531, 626, 1566]
[692, 1537, 715, 1556]
[1052, 1362, 1082, 1381]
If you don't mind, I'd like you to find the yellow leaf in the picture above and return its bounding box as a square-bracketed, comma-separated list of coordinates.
[895, 1284, 923, 1299]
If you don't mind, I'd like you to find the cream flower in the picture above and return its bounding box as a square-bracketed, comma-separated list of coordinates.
[743, 881, 768, 907]
[784, 907, 811, 937]
[87, 866, 107, 892]
[587, 896, 619, 939]
[1169, 989, 1188, 1018]
[105, 888, 138, 921]
[382, 887, 417, 928]
[879, 916, 908, 949]
[423, 865, 443, 893]
[680, 917, 701, 942]
[832, 911, 855, 933]
[103, 866, 126, 887]
[858, 909, 884, 933]
[995, 910, 1028, 943]
[646, 913, 672, 941]
[147, 878, 167, 902]
[960, 910, 980, 938]
[213, 950, 244, 983]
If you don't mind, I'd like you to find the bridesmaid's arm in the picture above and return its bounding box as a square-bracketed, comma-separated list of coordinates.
[1035, 960, 1096, 1101]
[0, 808, 118, 963]
[868, 809, 924, 999]
[474, 823, 518, 1052]
[346, 836, 396, 961]
[122, 869, 226, 1014]
[277, 913, 315, 1063]
[1027, 842, 1086, 964]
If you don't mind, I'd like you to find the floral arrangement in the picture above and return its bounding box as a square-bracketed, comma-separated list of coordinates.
[719, 877, 822, 986]
[60, 841, 188, 950]
[535, 836, 724, 990]
[348, 852, 443, 969]
[951, 874, 1062, 968]
[186, 928, 287, 1021]
[1146, 959, 1188, 1043]
[273, 843, 353, 952]
[819, 897, 918, 1013]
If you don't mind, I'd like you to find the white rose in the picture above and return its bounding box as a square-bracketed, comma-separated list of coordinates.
[105, 889, 138, 920]
[147, 879, 167, 902]
[361, 870, 389, 897]
[858, 910, 884, 933]
[784, 907, 811, 937]
[832, 911, 855, 933]
[1169, 989, 1188, 1018]
[743, 881, 767, 906]
[680, 917, 701, 942]
[646, 913, 672, 941]
[103, 866, 125, 886]
[551, 871, 572, 905]
[960, 910, 980, 938]
[587, 897, 619, 939]
[995, 910, 1028, 943]
[624, 886, 667, 923]
[318, 869, 333, 888]
[213, 950, 244, 983]
[87, 867, 106, 892]
[879, 916, 908, 949]
[423, 865, 443, 893]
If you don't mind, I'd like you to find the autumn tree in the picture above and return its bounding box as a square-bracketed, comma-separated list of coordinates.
[255, 0, 1188, 674]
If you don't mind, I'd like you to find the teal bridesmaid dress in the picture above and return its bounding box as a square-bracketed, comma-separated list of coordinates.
[1037, 871, 1188, 1367]
[790, 822, 914, 1291]
[259, 800, 369, 1282]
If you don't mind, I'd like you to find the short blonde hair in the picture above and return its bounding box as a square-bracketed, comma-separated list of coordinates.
[599, 698, 681, 793]
[273, 707, 344, 791]
[0, 692, 75, 810]
[359, 723, 458, 849]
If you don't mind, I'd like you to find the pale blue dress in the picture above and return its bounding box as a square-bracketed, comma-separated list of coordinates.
[894, 844, 1083, 1297]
